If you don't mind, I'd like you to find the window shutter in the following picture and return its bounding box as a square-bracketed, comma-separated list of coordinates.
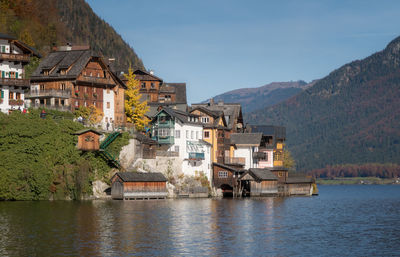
[1, 71, 4, 78]
[16, 72, 18, 79]
[1, 90, 3, 98]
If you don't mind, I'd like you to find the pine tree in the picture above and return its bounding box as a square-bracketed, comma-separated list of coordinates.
[124, 68, 149, 131]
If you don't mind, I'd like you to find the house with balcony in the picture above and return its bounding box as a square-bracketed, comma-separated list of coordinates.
[0, 33, 40, 113]
[27, 45, 126, 128]
[150, 107, 212, 180]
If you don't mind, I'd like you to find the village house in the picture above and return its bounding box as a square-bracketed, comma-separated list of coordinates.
[239, 168, 278, 196]
[27, 45, 126, 129]
[0, 33, 40, 113]
[150, 107, 212, 181]
[120, 69, 188, 117]
[111, 172, 168, 200]
[212, 162, 246, 197]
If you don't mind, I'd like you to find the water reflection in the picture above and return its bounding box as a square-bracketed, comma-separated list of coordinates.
[1, 186, 400, 256]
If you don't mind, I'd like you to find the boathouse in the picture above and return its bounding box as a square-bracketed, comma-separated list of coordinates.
[239, 168, 278, 196]
[212, 162, 246, 197]
[285, 176, 315, 196]
[73, 129, 102, 151]
[111, 172, 168, 200]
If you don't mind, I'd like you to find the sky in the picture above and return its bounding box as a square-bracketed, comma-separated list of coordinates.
[86, 0, 400, 104]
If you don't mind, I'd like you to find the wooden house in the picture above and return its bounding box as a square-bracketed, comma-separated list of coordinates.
[73, 129, 102, 151]
[111, 172, 168, 200]
[239, 168, 278, 196]
[212, 162, 245, 196]
[285, 177, 315, 196]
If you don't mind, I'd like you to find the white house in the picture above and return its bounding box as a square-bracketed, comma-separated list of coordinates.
[151, 107, 212, 182]
[0, 33, 40, 113]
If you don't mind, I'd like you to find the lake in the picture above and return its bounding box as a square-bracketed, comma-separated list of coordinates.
[0, 185, 399, 256]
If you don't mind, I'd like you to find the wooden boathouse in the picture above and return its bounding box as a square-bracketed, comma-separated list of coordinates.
[111, 172, 168, 200]
[239, 168, 278, 196]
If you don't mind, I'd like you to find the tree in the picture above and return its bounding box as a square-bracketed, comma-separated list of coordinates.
[283, 149, 296, 172]
[73, 105, 103, 126]
[124, 67, 149, 131]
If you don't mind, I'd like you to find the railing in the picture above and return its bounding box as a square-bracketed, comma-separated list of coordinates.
[8, 99, 24, 106]
[77, 76, 114, 85]
[0, 78, 30, 87]
[25, 89, 71, 98]
[0, 53, 30, 62]
[30, 104, 71, 112]
[188, 152, 205, 160]
[224, 157, 246, 165]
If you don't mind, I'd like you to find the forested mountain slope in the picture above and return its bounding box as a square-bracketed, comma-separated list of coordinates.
[0, 0, 144, 71]
[246, 36, 400, 171]
[205, 81, 309, 113]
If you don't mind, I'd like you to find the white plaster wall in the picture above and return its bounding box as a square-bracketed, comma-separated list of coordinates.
[258, 149, 274, 168]
[102, 89, 114, 130]
[234, 147, 253, 169]
[0, 39, 10, 53]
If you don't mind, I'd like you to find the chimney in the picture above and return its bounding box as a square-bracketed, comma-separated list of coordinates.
[210, 98, 214, 105]
[149, 70, 154, 75]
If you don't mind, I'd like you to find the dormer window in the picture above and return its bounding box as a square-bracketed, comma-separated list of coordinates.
[60, 69, 67, 75]
[43, 69, 50, 76]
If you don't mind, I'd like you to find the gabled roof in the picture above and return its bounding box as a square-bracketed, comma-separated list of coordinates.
[133, 69, 163, 82]
[247, 125, 286, 140]
[0, 33, 41, 57]
[230, 133, 263, 146]
[190, 106, 223, 118]
[212, 162, 246, 173]
[153, 107, 201, 125]
[239, 168, 278, 181]
[113, 172, 167, 182]
[163, 83, 187, 104]
[191, 102, 243, 130]
[73, 129, 102, 135]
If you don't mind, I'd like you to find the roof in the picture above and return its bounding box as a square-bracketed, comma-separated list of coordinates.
[0, 33, 41, 57]
[212, 162, 246, 173]
[269, 167, 289, 171]
[286, 177, 314, 184]
[153, 107, 201, 125]
[113, 172, 167, 182]
[191, 101, 243, 130]
[240, 168, 278, 181]
[73, 129, 102, 135]
[146, 103, 188, 118]
[247, 125, 286, 139]
[133, 69, 163, 82]
[230, 133, 263, 146]
[190, 106, 223, 118]
[164, 83, 187, 104]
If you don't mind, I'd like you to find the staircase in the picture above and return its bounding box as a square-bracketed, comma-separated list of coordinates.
[99, 132, 124, 170]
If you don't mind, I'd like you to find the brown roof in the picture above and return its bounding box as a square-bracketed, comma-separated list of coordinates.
[133, 69, 163, 82]
[113, 172, 167, 182]
[239, 168, 278, 181]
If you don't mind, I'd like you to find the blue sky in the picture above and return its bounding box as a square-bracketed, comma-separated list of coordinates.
[86, 0, 400, 104]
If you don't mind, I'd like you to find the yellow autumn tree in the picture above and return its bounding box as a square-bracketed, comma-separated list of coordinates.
[124, 68, 149, 131]
[74, 105, 104, 126]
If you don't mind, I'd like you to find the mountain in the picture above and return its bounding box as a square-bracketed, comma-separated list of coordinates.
[205, 81, 310, 113]
[0, 0, 144, 71]
[245, 36, 400, 172]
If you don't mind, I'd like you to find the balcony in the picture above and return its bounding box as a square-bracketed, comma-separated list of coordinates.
[77, 76, 114, 85]
[253, 152, 267, 159]
[30, 104, 71, 112]
[0, 78, 30, 87]
[25, 89, 71, 99]
[224, 157, 245, 166]
[8, 99, 24, 106]
[188, 152, 205, 160]
[0, 53, 30, 62]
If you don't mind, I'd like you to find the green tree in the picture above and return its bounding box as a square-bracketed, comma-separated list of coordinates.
[283, 149, 296, 172]
[124, 68, 149, 131]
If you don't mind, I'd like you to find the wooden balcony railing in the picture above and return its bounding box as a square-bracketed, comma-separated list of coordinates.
[0, 78, 30, 87]
[25, 89, 71, 99]
[0, 53, 30, 62]
[77, 76, 114, 85]
[224, 157, 246, 165]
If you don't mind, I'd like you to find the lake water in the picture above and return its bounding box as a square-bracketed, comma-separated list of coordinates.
[0, 185, 400, 256]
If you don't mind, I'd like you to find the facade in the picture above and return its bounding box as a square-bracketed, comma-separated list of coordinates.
[0, 33, 40, 113]
[150, 107, 212, 180]
[230, 133, 263, 169]
[27, 46, 126, 129]
[111, 172, 168, 200]
[212, 162, 246, 196]
[239, 168, 278, 196]
[190, 106, 231, 164]
[73, 129, 102, 151]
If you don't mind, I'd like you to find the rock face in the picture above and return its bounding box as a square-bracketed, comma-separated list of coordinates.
[92, 180, 110, 199]
[119, 139, 138, 169]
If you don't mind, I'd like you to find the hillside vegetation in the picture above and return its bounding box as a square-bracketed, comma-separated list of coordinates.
[246, 36, 400, 172]
[0, 110, 129, 200]
[0, 0, 144, 71]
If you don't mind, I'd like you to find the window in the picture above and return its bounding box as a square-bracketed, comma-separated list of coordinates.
[191, 131, 194, 139]
[93, 102, 96, 106]
[196, 131, 199, 140]
[186, 130, 189, 139]
[159, 128, 170, 137]
[105, 117, 108, 122]
[75, 101, 79, 107]
[9, 92, 13, 100]
[84, 101, 87, 107]
[151, 83, 155, 89]
[9, 71, 15, 78]
[141, 83, 146, 89]
[16, 92, 21, 100]
[107, 102, 110, 109]
[174, 145, 179, 152]
[204, 131, 210, 138]
[278, 172, 285, 177]
[175, 130, 180, 138]
[107, 88, 110, 94]
[218, 171, 228, 178]
[0, 90, 3, 99]
[61, 83, 66, 90]
[1, 46, 5, 53]
[40, 84, 45, 91]
[201, 117, 210, 123]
